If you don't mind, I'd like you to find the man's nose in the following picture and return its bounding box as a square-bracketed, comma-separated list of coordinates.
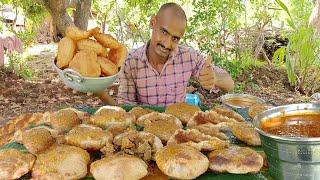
[162, 36, 172, 49]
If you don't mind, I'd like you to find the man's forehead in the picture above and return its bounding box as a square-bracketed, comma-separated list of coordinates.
[157, 8, 186, 24]
[156, 10, 186, 36]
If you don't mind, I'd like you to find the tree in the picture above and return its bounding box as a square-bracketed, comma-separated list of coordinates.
[74, 0, 93, 30]
[36, 0, 92, 41]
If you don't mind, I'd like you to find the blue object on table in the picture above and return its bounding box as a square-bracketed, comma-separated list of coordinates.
[185, 93, 201, 106]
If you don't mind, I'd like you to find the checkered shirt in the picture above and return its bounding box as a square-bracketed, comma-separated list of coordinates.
[117, 43, 206, 106]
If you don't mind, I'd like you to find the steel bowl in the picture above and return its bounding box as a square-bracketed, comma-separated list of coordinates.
[53, 59, 119, 93]
[220, 93, 266, 121]
[253, 103, 320, 180]
[220, 93, 265, 109]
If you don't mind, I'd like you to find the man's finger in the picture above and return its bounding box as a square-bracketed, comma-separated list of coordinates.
[199, 74, 214, 81]
[199, 79, 215, 88]
[199, 70, 212, 76]
[200, 79, 214, 85]
[199, 68, 214, 76]
[199, 77, 214, 83]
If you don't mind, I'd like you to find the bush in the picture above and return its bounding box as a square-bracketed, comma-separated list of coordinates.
[6, 53, 35, 80]
[16, 29, 37, 48]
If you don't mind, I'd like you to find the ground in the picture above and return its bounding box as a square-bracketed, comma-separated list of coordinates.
[0, 44, 312, 124]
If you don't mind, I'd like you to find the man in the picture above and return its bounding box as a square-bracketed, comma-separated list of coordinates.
[99, 3, 234, 106]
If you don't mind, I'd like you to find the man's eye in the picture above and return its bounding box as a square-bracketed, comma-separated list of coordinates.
[172, 37, 179, 42]
[161, 29, 167, 35]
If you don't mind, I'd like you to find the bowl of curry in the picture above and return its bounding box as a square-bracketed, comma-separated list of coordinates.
[253, 103, 320, 180]
[220, 93, 265, 109]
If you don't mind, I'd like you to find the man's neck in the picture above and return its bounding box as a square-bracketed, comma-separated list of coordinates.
[146, 45, 168, 74]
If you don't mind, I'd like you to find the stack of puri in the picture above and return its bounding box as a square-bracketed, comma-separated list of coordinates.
[0, 104, 266, 180]
[56, 26, 127, 77]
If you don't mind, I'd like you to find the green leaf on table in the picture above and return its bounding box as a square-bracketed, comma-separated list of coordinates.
[0, 142, 29, 153]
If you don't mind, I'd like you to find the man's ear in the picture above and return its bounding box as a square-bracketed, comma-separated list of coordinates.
[150, 15, 156, 29]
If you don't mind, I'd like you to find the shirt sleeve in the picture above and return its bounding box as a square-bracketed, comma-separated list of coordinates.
[190, 49, 207, 78]
[117, 59, 138, 105]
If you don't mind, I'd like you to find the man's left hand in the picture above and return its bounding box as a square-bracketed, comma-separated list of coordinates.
[199, 56, 216, 90]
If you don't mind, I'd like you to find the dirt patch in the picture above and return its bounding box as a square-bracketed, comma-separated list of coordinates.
[237, 66, 310, 105]
[0, 51, 106, 123]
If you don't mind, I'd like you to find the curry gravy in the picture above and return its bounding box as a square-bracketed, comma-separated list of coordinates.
[223, 98, 258, 108]
[261, 112, 320, 137]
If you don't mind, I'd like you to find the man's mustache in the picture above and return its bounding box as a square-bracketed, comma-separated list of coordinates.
[157, 43, 171, 51]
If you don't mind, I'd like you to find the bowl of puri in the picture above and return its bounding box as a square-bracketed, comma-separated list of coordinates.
[53, 26, 127, 93]
[253, 103, 320, 180]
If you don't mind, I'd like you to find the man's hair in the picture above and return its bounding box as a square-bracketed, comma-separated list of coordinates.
[157, 2, 187, 22]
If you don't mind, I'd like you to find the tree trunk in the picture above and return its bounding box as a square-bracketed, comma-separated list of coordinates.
[102, 8, 108, 33]
[74, 0, 92, 30]
[37, 0, 73, 37]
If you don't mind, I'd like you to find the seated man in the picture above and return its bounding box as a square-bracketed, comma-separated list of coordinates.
[98, 2, 234, 106]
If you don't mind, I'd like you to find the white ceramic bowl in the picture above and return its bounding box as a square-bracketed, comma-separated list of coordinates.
[53, 59, 119, 93]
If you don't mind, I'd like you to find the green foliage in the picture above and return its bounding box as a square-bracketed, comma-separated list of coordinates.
[1, 0, 47, 26]
[284, 43, 297, 85]
[214, 49, 265, 80]
[16, 0, 47, 27]
[233, 82, 245, 93]
[0, 17, 4, 32]
[250, 0, 274, 26]
[6, 52, 35, 80]
[1, 0, 318, 94]
[275, 0, 291, 18]
[16, 29, 37, 48]
[272, 46, 286, 66]
[185, 0, 243, 55]
[184, 0, 273, 81]
[182, 0, 250, 80]
[1, 0, 47, 47]
[273, 0, 320, 94]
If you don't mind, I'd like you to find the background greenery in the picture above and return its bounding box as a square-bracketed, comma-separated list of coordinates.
[1, 0, 319, 94]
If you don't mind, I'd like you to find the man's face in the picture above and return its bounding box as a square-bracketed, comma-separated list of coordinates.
[149, 11, 186, 59]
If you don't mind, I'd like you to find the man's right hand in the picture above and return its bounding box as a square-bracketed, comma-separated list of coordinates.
[199, 56, 216, 90]
[95, 91, 117, 105]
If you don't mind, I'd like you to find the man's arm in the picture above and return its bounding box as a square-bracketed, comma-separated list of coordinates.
[95, 91, 117, 105]
[211, 66, 234, 92]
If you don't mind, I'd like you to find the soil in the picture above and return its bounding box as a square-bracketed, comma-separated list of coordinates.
[0, 44, 312, 124]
